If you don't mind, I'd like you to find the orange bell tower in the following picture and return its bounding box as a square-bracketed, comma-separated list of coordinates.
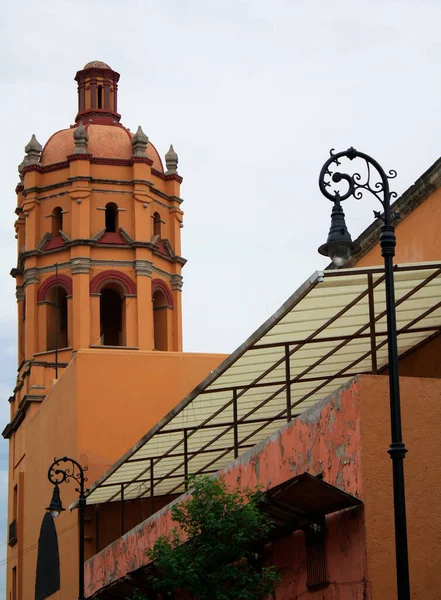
[10, 59, 185, 395]
[3, 62, 227, 600]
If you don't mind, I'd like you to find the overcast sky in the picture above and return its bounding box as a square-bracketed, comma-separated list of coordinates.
[2, 0, 441, 595]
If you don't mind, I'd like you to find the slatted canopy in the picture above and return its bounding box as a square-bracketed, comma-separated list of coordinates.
[84, 262, 441, 506]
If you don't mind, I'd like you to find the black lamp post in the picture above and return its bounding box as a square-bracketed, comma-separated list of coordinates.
[47, 456, 88, 600]
[318, 147, 410, 600]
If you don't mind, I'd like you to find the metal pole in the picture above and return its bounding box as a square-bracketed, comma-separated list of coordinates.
[285, 344, 292, 422]
[47, 457, 87, 600]
[78, 488, 86, 600]
[381, 225, 410, 600]
[318, 148, 410, 599]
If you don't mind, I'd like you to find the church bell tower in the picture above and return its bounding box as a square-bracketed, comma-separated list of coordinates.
[7, 59, 185, 417]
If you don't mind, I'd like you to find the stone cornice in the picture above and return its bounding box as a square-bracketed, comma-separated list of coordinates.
[16, 258, 183, 283]
[23, 267, 39, 285]
[15, 286, 24, 302]
[170, 274, 183, 291]
[134, 259, 153, 277]
[71, 257, 91, 275]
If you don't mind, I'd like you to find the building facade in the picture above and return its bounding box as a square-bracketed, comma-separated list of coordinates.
[79, 151, 441, 598]
[3, 61, 226, 600]
[4, 61, 441, 600]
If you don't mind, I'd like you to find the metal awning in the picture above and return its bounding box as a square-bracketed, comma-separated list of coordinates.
[84, 262, 441, 505]
[262, 472, 363, 541]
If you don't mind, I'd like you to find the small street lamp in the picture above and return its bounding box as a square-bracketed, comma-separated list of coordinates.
[47, 456, 88, 600]
[318, 147, 410, 600]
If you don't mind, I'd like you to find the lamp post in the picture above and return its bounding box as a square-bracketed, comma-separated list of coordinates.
[318, 147, 410, 600]
[47, 456, 88, 600]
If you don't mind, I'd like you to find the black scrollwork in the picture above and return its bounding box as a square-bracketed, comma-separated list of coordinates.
[319, 147, 397, 225]
[48, 456, 88, 493]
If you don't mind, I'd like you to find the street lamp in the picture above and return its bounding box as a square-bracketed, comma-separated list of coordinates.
[47, 456, 88, 600]
[318, 147, 410, 600]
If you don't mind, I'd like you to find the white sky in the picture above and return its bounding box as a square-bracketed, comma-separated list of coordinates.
[2, 0, 441, 595]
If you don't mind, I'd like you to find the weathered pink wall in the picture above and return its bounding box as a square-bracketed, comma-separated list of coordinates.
[85, 378, 368, 599]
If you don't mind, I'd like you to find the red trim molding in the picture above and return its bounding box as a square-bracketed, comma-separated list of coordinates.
[90, 270, 136, 295]
[37, 274, 72, 302]
[151, 278, 173, 307]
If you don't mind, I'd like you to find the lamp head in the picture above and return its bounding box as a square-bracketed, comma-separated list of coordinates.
[46, 484, 65, 518]
[318, 199, 361, 267]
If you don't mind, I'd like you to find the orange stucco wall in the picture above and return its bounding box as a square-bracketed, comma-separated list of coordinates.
[355, 187, 441, 267]
[6, 349, 225, 600]
[85, 375, 441, 599]
[358, 375, 441, 600]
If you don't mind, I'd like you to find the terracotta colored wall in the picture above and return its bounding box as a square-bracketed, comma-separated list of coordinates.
[358, 375, 441, 600]
[16, 360, 78, 600]
[85, 379, 368, 599]
[6, 349, 225, 600]
[75, 350, 227, 484]
[355, 187, 441, 267]
[84, 375, 441, 600]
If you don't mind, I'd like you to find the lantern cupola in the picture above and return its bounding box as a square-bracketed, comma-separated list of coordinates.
[74, 60, 121, 125]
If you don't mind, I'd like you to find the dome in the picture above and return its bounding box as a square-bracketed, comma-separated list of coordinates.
[83, 60, 112, 69]
[40, 124, 164, 172]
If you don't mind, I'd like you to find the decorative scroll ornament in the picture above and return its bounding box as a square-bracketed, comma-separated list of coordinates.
[48, 456, 88, 493]
[318, 147, 398, 225]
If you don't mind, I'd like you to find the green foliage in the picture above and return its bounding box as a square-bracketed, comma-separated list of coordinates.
[144, 476, 280, 600]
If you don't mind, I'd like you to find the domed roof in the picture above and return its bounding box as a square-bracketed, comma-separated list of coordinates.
[40, 124, 164, 172]
[83, 60, 112, 69]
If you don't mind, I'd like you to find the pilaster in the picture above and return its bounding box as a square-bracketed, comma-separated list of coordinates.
[171, 274, 183, 351]
[134, 257, 154, 350]
[23, 267, 39, 359]
[71, 255, 91, 349]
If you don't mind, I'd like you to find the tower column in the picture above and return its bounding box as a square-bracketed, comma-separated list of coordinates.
[16, 285, 25, 366]
[71, 257, 91, 349]
[135, 259, 154, 350]
[23, 267, 39, 359]
[171, 275, 183, 352]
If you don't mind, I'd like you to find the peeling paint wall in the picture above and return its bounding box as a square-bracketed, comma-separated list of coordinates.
[85, 378, 368, 599]
[85, 374, 441, 599]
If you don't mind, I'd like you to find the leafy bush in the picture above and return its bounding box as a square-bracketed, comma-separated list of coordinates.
[143, 476, 280, 600]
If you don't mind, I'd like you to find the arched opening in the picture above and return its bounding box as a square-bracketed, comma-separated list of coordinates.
[153, 212, 161, 238]
[46, 286, 68, 350]
[153, 289, 169, 350]
[100, 287, 123, 346]
[97, 85, 103, 109]
[52, 207, 63, 236]
[105, 202, 118, 233]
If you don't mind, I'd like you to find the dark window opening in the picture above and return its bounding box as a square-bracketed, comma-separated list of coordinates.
[105, 202, 118, 233]
[305, 518, 328, 590]
[97, 85, 103, 109]
[13, 485, 17, 521]
[46, 286, 68, 351]
[153, 289, 169, 350]
[100, 288, 122, 346]
[52, 207, 63, 236]
[12, 566, 17, 600]
[153, 212, 161, 238]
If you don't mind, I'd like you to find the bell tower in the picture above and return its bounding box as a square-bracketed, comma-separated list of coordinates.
[3, 61, 228, 600]
[6, 59, 186, 435]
